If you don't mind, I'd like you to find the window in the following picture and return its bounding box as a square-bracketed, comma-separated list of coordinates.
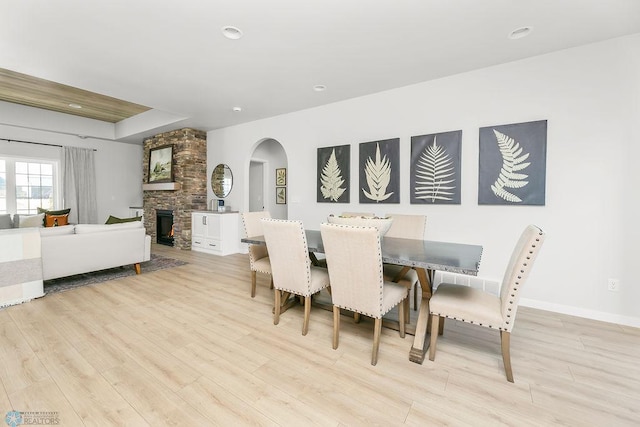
[0, 157, 59, 214]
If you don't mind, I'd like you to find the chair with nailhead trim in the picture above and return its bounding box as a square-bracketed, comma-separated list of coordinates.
[320, 222, 410, 366]
[241, 211, 273, 298]
[428, 224, 546, 382]
[383, 214, 427, 315]
[261, 218, 330, 335]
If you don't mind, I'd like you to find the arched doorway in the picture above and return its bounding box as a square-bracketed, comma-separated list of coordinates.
[247, 138, 288, 219]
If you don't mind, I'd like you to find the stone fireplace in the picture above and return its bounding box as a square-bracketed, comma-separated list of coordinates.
[142, 128, 207, 250]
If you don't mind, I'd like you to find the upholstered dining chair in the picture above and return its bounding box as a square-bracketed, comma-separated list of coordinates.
[383, 214, 427, 312]
[340, 212, 375, 217]
[320, 222, 410, 365]
[428, 224, 546, 382]
[240, 211, 273, 298]
[261, 219, 330, 335]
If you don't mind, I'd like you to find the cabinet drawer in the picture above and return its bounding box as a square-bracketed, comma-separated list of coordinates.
[192, 237, 223, 254]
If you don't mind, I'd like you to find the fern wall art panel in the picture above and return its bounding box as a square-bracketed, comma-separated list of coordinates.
[410, 130, 462, 204]
[359, 138, 400, 204]
[478, 120, 547, 205]
[317, 144, 350, 203]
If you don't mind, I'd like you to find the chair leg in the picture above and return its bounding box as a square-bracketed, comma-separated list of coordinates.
[428, 314, 440, 361]
[398, 299, 406, 338]
[273, 290, 281, 325]
[353, 312, 361, 323]
[501, 331, 514, 382]
[438, 316, 445, 335]
[332, 306, 340, 349]
[269, 276, 274, 289]
[302, 296, 311, 336]
[251, 271, 257, 298]
[404, 292, 410, 323]
[372, 318, 382, 366]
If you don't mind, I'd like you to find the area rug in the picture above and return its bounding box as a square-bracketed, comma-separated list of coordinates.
[43, 254, 187, 295]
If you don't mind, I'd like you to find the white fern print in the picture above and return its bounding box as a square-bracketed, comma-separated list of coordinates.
[362, 143, 393, 202]
[414, 136, 455, 202]
[320, 149, 346, 202]
[490, 130, 531, 203]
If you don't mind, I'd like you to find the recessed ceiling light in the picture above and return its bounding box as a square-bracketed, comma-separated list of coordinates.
[232, 106, 242, 112]
[313, 85, 326, 92]
[508, 26, 533, 40]
[68, 103, 83, 109]
[222, 26, 243, 40]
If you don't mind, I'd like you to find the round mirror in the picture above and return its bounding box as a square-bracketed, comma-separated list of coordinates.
[211, 164, 233, 198]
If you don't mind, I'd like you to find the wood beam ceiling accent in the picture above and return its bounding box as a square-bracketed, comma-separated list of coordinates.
[0, 68, 151, 123]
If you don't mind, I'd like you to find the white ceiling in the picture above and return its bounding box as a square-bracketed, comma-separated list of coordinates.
[2, 0, 640, 141]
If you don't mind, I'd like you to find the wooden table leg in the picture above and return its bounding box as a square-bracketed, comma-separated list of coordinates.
[272, 291, 298, 315]
[409, 267, 433, 364]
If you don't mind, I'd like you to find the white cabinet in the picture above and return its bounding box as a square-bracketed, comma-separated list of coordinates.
[191, 211, 239, 256]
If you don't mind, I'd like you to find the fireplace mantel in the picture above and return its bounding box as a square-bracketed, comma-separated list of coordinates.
[142, 182, 181, 191]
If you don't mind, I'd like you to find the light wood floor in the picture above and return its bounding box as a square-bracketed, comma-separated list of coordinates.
[1, 244, 639, 426]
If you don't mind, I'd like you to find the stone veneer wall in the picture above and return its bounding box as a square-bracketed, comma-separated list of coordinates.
[143, 128, 207, 250]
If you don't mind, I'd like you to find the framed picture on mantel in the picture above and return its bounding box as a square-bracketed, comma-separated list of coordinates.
[148, 145, 173, 183]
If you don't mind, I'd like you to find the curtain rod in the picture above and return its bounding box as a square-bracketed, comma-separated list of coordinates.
[0, 137, 97, 151]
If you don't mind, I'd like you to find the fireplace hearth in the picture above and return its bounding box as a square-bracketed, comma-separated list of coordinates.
[156, 209, 174, 246]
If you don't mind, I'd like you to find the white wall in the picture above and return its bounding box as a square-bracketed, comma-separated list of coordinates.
[208, 33, 640, 326]
[0, 123, 143, 223]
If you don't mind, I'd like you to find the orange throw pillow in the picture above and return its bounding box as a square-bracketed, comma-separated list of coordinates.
[45, 213, 69, 227]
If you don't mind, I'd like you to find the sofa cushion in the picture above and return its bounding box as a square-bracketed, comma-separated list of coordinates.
[0, 214, 12, 229]
[39, 225, 75, 237]
[44, 213, 70, 227]
[75, 221, 143, 234]
[105, 215, 142, 224]
[17, 213, 45, 228]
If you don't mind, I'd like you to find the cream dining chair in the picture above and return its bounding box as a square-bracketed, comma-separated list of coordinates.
[383, 214, 427, 312]
[240, 211, 273, 298]
[340, 212, 375, 217]
[321, 222, 410, 365]
[261, 219, 330, 335]
[428, 224, 546, 382]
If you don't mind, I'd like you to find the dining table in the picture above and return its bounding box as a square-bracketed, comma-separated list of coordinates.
[242, 230, 483, 364]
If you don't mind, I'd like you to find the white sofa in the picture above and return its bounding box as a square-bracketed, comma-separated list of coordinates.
[40, 221, 151, 280]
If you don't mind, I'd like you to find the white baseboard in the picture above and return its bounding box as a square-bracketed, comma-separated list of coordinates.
[434, 272, 640, 328]
[519, 298, 640, 328]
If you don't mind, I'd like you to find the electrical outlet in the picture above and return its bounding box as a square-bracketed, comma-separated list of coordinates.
[607, 278, 620, 292]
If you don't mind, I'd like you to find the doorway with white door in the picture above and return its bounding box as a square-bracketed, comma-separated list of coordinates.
[247, 138, 287, 219]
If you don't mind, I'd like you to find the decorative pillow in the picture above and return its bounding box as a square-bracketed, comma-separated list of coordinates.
[37, 208, 71, 226]
[45, 213, 70, 227]
[38, 207, 71, 216]
[105, 215, 142, 224]
[18, 213, 45, 228]
[0, 214, 12, 229]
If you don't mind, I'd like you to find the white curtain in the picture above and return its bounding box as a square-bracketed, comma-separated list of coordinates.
[63, 147, 98, 224]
